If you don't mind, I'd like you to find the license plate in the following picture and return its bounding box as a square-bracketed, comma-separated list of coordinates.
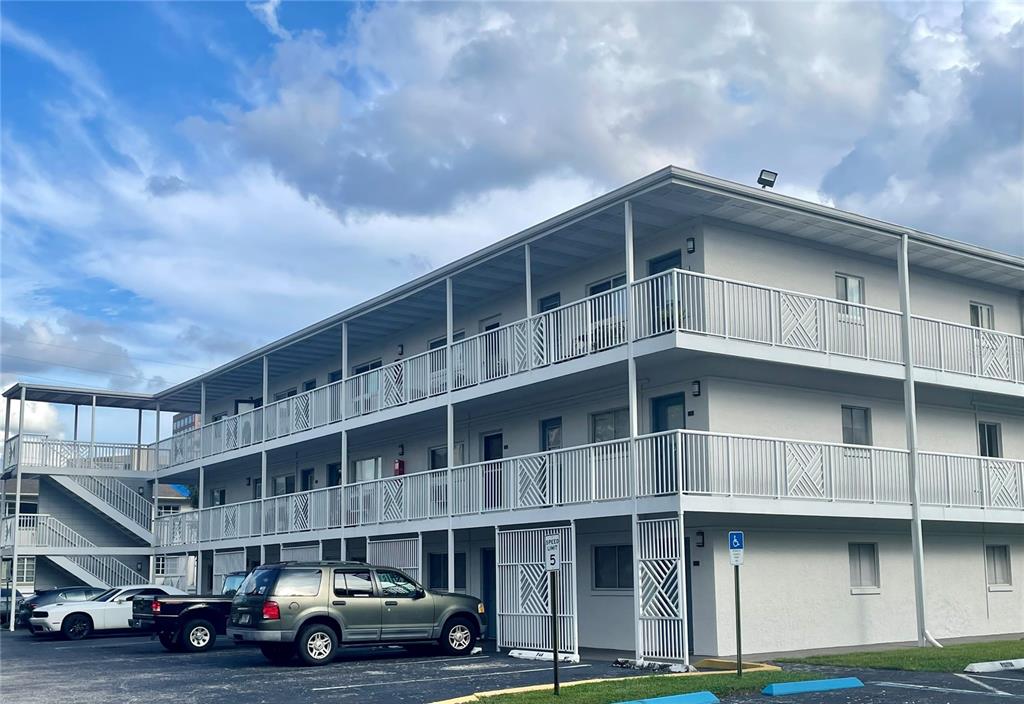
[238, 614, 251, 625]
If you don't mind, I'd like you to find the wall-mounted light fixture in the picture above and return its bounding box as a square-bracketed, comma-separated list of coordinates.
[246, 477, 251, 486]
[686, 237, 696, 254]
[757, 169, 778, 189]
[691, 380, 701, 397]
[398, 443, 405, 456]
[696, 531, 705, 548]
[136, 562, 144, 572]
[137, 486, 145, 495]
[397, 344, 404, 356]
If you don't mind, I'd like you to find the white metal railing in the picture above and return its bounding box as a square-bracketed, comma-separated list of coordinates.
[66, 475, 153, 530]
[633, 270, 905, 364]
[13, 273, 1019, 477]
[152, 431, 1022, 547]
[0, 513, 147, 586]
[911, 316, 1024, 384]
[346, 348, 447, 417]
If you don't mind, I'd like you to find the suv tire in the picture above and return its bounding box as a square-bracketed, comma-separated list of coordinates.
[296, 623, 337, 666]
[61, 613, 92, 641]
[260, 643, 295, 665]
[181, 618, 216, 653]
[439, 616, 476, 656]
[159, 630, 183, 652]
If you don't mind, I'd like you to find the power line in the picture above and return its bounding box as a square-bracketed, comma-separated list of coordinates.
[0, 353, 159, 382]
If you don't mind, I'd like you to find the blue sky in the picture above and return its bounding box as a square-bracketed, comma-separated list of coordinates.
[1, 1, 1022, 439]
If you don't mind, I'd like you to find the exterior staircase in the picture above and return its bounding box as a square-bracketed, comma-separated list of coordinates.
[49, 474, 154, 542]
[1, 514, 147, 588]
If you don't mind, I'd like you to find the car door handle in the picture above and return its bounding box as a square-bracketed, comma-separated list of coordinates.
[385, 600, 398, 606]
[332, 600, 347, 606]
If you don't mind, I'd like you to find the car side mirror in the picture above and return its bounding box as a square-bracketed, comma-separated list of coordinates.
[414, 588, 426, 600]
[224, 589, 237, 598]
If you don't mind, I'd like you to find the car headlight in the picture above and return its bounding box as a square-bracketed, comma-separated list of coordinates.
[477, 603, 485, 614]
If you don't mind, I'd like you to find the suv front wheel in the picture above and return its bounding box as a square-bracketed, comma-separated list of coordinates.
[297, 623, 337, 666]
[439, 617, 476, 656]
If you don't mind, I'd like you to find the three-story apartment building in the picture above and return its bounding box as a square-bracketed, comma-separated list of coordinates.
[3, 167, 1022, 662]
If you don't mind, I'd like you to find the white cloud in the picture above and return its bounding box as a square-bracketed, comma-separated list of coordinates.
[246, 0, 291, 41]
[0, 396, 64, 439]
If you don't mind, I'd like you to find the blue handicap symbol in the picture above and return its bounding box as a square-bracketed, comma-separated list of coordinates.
[729, 531, 744, 549]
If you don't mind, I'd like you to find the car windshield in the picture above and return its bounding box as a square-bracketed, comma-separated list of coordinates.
[93, 589, 120, 602]
[237, 568, 277, 596]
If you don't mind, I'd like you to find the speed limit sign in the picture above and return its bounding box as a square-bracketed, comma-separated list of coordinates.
[544, 534, 561, 571]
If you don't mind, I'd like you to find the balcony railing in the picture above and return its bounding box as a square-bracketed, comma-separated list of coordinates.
[9, 271, 1021, 477]
[153, 430, 1023, 547]
[911, 315, 1024, 383]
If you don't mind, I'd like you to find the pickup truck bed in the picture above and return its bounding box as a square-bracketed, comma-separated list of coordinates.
[131, 594, 234, 653]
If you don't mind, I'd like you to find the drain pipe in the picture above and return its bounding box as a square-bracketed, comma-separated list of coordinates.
[897, 233, 941, 649]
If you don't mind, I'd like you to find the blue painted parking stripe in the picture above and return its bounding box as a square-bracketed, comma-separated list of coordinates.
[617, 691, 720, 704]
[762, 677, 864, 696]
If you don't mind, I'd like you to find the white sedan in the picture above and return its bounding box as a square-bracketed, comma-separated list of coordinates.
[30, 584, 186, 640]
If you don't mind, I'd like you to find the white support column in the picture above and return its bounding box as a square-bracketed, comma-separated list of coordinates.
[136, 408, 143, 471]
[898, 233, 931, 648]
[319, 540, 324, 561]
[9, 387, 25, 630]
[447, 527, 455, 592]
[524, 243, 533, 317]
[4, 396, 11, 444]
[624, 200, 644, 662]
[341, 323, 348, 381]
[90, 394, 97, 468]
[196, 550, 203, 595]
[493, 525, 501, 652]
[260, 451, 268, 565]
[262, 356, 269, 406]
[72, 405, 79, 443]
[445, 276, 456, 590]
[339, 536, 347, 562]
[155, 402, 161, 469]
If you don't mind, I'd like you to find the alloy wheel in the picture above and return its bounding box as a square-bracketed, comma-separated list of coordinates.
[307, 631, 333, 660]
[189, 625, 211, 649]
[448, 624, 472, 651]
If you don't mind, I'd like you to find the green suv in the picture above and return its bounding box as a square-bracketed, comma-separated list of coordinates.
[227, 562, 485, 666]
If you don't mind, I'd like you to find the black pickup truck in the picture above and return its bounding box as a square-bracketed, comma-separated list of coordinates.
[131, 572, 247, 653]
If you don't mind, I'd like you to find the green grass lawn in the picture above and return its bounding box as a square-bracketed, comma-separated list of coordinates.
[781, 639, 1024, 673]
[480, 670, 817, 704]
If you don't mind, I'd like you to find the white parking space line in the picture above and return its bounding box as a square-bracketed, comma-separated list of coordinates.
[973, 674, 1024, 684]
[958, 673, 1014, 694]
[874, 681, 1017, 698]
[311, 664, 591, 691]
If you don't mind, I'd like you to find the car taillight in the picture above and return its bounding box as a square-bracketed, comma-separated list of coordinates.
[151, 600, 161, 613]
[262, 601, 280, 620]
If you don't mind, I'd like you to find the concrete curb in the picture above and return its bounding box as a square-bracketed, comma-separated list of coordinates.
[964, 658, 1024, 673]
[762, 677, 864, 697]
[429, 663, 781, 704]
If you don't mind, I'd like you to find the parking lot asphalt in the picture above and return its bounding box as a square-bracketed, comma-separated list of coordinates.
[0, 630, 639, 704]
[3, 629, 1023, 704]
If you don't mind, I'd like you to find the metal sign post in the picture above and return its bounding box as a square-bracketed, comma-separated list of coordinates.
[728, 531, 744, 677]
[545, 534, 561, 695]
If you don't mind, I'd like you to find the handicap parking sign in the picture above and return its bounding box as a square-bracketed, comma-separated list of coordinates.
[728, 531, 744, 565]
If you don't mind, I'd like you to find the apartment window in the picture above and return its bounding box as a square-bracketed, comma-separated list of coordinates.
[428, 553, 467, 590]
[211, 412, 227, 422]
[835, 273, 865, 318]
[970, 302, 995, 330]
[591, 408, 629, 442]
[157, 505, 180, 516]
[538, 293, 561, 313]
[985, 545, 1012, 587]
[272, 475, 295, 496]
[648, 250, 682, 276]
[352, 359, 382, 376]
[327, 463, 343, 487]
[428, 443, 465, 470]
[841, 406, 872, 446]
[274, 388, 297, 401]
[540, 417, 563, 451]
[594, 545, 633, 590]
[479, 315, 502, 332]
[154, 556, 167, 576]
[209, 488, 226, 506]
[16, 556, 36, 584]
[328, 369, 344, 383]
[351, 457, 381, 483]
[300, 468, 315, 492]
[252, 477, 263, 500]
[979, 423, 1002, 458]
[303, 379, 317, 392]
[848, 543, 880, 592]
[429, 331, 466, 349]
[588, 274, 627, 296]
